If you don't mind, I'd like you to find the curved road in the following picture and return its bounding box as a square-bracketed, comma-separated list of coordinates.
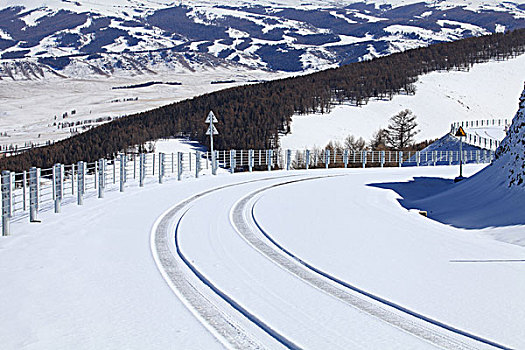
[152, 172, 509, 349]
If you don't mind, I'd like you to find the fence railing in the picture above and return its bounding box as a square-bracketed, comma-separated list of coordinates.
[450, 119, 509, 151]
[451, 119, 509, 130]
[1, 148, 494, 236]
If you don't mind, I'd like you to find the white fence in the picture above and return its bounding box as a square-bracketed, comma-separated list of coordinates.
[1, 148, 494, 236]
[450, 119, 509, 151]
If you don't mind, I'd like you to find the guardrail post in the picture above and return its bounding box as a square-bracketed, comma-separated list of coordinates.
[398, 151, 403, 167]
[22, 170, 27, 211]
[2, 171, 11, 236]
[94, 161, 98, 189]
[178, 152, 183, 181]
[248, 150, 253, 172]
[29, 167, 39, 222]
[267, 150, 273, 171]
[152, 153, 156, 176]
[157, 152, 164, 183]
[240, 150, 243, 169]
[53, 164, 63, 213]
[171, 153, 175, 174]
[343, 150, 349, 168]
[325, 149, 330, 169]
[139, 153, 145, 187]
[416, 152, 420, 166]
[381, 151, 385, 168]
[119, 154, 125, 192]
[9, 172, 14, 217]
[98, 159, 105, 198]
[305, 150, 310, 170]
[71, 164, 75, 196]
[195, 152, 200, 179]
[133, 154, 137, 179]
[286, 150, 291, 171]
[362, 151, 367, 168]
[229, 150, 236, 174]
[112, 158, 116, 184]
[433, 151, 437, 166]
[77, 162, 84, 205]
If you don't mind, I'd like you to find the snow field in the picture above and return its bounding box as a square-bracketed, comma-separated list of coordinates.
[2, 163, 523, 348]
[0, 67, 287, 147]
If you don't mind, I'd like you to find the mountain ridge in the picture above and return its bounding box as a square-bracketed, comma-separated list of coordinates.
[2, 0, 525, 79]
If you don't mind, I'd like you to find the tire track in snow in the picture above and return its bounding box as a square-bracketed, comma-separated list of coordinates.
[231, 177, 512, 350]
[151, 175, 304, 350]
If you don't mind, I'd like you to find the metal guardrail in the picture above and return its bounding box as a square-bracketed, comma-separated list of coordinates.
[0, 148, 494, 236]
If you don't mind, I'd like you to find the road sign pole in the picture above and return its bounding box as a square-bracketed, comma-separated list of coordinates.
[206, 111, 219, 175]
[454, 126, 467, 181]
[459, 137, 463, 177]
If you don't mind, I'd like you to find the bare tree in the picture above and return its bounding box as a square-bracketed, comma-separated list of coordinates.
[344, 134, 366, 151]
[369, 128, 389, 150]
[386, 109, 419, 149]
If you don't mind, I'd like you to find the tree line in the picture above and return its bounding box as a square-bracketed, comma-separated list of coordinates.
[2, 29, 525, 172]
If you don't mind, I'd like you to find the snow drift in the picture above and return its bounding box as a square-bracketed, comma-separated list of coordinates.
[372, 83, 525, 237]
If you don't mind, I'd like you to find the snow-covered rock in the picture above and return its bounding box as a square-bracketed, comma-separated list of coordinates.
[494, 82, 525, 187]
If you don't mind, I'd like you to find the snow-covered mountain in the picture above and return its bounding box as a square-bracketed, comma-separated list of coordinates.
[2, 0, 525, 79]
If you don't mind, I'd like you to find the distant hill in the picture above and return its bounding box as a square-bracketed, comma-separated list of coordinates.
[1, 0, 525, 79]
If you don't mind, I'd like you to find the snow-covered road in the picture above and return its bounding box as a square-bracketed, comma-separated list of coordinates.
[1, 165, 524, 349]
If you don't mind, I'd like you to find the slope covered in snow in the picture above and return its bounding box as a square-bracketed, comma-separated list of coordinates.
[385, 83, 525, 245]
[280, 54, 525, 149]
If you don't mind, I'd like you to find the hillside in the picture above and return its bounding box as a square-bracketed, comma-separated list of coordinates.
[1, 0, 525, 78]
[1, 29, 525, 171]
[280, 52, 525, 149]
[396, 83, 525, 237]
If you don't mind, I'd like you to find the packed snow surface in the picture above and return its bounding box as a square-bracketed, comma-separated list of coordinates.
[1, 163, 524, 349]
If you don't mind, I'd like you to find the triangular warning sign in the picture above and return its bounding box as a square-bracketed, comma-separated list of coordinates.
[206, 124, 219, 135]
[205, 111, 218, 123]
[455, 126, 466, 137]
